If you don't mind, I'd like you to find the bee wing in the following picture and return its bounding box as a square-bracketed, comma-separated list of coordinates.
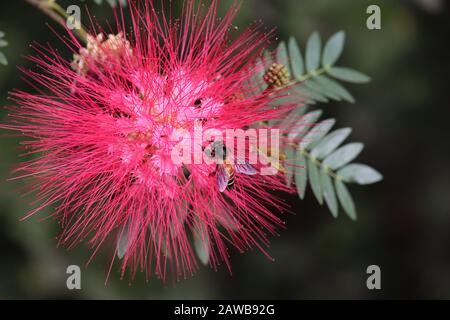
[217, 166, 230, 193]
[235, 163, 258, 175]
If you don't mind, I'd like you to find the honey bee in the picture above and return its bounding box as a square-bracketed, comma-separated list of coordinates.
[193, 98, 203, 108]
[142, 144, 158, 164]
[216, 160, 257, 192]
[126, 132, 157, 165]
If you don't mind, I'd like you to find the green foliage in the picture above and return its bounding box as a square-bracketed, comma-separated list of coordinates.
[322, 31, 345, 67]
[279, 31, 371, 105]
[288, 37, 304, 78]
[194, 235, 210, 266]
[305, 31, 321, 72]
[93, 0, 128, 7]
[0, 31, 8, 66]
[193, 223, 210, 266]
[327, 67, 371, 83]
[267, 31, 382, 220]
[117, 226, 128, 260]
[286, 109, 382, 220]
[338, 164, 383, 185]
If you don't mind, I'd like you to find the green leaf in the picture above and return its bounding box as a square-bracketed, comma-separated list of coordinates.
[0, 51, 7, 66]
[314, 75, 355, 103]
[0, 39, 8, 48]
[335, 179, 357, 221]
[300, 118, 336, 150]
[282, 106, 308, 131]
[295, 151, 307, 199]
[307, 76, 342, 101]
[306, 79, 340, 101]
[194, 234, 210, 266]
[97, 0, 128, 8]
[288, 110, 323, 141]
[263, 50, 272, 65]
[310, 128, 352, 159]
[323, 143, 364, 170]
[322, 31, 345, 67]
[107, 0, 118, 7]
[172, 201, 189, 237]
[117, 227, 128, 260]
[272, 86, 304, 107]
[254, 58, 267, 92]
[297, 86, 328, 103]
[284, 146, 296, 186]
[216, 209, 242, 231]
[327, 67, 371, 83]
[289, 37, 304, 79]
[254, 57, 264, 74]
[305, 32, 322, 73]
[276, 41, 290, 73]
[308, 158, 323, 205]
[321, 169, 338, 217]
[0, 31, 5, 38]
[338, 164, 383, 185]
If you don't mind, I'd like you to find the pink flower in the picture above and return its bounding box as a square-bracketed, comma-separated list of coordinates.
[2, 0, 298, 281]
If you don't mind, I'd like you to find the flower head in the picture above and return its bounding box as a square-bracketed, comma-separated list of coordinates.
[3, 0, 298, 281]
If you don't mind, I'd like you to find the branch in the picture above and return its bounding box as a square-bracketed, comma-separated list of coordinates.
[25, 0, 66, 26]
[24, 0, 87, 43]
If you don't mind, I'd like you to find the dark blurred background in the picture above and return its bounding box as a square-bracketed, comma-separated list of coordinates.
[0, 0, 449, 299]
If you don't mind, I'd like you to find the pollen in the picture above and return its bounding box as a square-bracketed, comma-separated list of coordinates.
[71, 33, 132, 75]
[264, 63, 290, 88]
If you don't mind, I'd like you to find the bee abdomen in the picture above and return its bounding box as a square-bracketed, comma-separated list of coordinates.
[226, 165, 236, 189]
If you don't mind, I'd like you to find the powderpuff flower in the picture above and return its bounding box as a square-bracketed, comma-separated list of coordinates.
[2, 0, 299, 281]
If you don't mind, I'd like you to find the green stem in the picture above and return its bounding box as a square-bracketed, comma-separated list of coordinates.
[288, 66, 330, 87]
[269, 66, 330, 101]
[261, 66, 341, 181]
[288, 142, 343, 181]
[25, 0, 88, 44]
[50, 1, 88, 42]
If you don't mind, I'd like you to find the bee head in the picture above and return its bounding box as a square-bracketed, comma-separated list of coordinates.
[193, 98, 203, 108]
[204, 141, 229, 162]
